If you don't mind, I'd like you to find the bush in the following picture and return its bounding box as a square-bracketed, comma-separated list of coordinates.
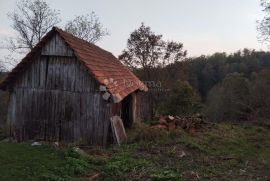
[249, 70, 270, 125]
[207, 73, 250, 122]
[125, 122, 184, 156]
[57, 146, 92, 178]
[207, 70, 270, 124]
[160, 80, 203, 116]
[127, 123, 172, 143]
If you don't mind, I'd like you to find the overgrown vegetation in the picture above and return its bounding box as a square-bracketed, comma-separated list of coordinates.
[0, 122, 269, 180]
[0, 1, 270, 180]
[132, 49, 270, 124]
[187, 51, 270, 125]
[207, 72, 250, 122]
[159, 80, 202, 115]
[207, 70, 270, 125]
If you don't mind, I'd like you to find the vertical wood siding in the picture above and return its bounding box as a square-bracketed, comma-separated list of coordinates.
[8, 36, 111, 145]
[41, 34, 73, 56]
[9, 88, 111, 145]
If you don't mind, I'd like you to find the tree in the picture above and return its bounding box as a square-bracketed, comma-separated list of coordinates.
[160, 80, 202, 115]
[119, 23, 186, 69]
[65, 12, 109, 43]
[119, 23, 187, 119]
[249, 70, 270, 124]
[8, 0, 60, 50]
[257, 0, 270, 43]
[4, 0, 109, 68]
[207, 73, 250, 122]
[3, 0, 60, 67]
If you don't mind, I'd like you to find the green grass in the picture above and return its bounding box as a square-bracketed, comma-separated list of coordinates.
[0, 143, 96, 181]
[0, 122, 270, 180]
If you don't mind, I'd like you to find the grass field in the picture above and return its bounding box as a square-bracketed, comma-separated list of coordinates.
[0, 122, 269, 180]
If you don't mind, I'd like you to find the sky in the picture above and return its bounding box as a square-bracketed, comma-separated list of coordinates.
[0, 0, 268, 62]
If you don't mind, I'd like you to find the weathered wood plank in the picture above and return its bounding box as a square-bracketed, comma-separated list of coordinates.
[41, 34, 73, 56]
[8, 48, 114, 145]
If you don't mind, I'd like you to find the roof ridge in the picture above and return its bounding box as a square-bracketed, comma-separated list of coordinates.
[53, 26, 116, 57]
[0, 26, 148, 102]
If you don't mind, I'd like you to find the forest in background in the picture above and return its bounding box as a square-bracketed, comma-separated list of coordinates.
[134, 49, 270, 126]
[1, 49, 270, 128]
[1, 49, 270, 180]
[0, 1, 270, 180]
[1, 0, 270, 131]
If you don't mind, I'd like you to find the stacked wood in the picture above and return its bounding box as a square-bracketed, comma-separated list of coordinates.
[151, 114, 212, 131]
[174, 115, 212, 131]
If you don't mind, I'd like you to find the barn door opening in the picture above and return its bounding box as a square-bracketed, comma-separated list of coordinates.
[121, 94, 133, 128]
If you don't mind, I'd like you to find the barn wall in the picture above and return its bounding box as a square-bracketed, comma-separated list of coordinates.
[8, 45, 111, 144]
[137, 91, 150, 121]
[132, 92, 141, 123]
[8, 88, 110, 145]
[41, 33, 73, 56]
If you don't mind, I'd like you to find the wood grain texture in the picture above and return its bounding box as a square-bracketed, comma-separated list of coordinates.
[41, 34, 73, 56]
[7, 33, 140, 145]
[8, 35, 111, 145]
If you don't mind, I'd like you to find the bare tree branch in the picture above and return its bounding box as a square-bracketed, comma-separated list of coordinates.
[65, 12, 109, 43]
[0, 61, 6, 72]
[257, 0, 270, 43]
[8, 0, 61, 50]
[4, 0, 60, 66]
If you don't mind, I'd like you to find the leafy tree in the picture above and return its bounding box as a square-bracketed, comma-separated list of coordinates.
[200, 53, 227, 99]
[161, 80, 202, 116]
[249, 70, 270, 125]
[65, 12, 109, 43]
[207, 73, 250, 122]
[185, 49, 270, 101]
[119, 23, 186, 69]
[119, 23, 187, 119]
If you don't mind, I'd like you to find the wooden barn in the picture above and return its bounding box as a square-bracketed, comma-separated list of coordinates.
[0, 27, 147, 145]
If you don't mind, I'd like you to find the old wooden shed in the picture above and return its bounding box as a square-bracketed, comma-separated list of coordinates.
[0, 27, 147, 145]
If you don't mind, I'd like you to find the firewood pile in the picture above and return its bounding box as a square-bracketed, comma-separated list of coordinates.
[150, 114, 213, 132]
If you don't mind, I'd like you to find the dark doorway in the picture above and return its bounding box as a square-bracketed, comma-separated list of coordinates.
[121, 94, 133, 128]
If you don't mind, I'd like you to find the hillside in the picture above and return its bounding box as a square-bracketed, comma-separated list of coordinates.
[0, 123, 269, 180]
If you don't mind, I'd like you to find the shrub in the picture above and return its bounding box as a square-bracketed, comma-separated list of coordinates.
[61, 147, 91, 176]
[127, 123, 171, 143]
[206, 73, 250, 122]
[159, 80, 203, 116]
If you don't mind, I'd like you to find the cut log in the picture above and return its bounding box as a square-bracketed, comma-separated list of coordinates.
[151, 115, 212, 132]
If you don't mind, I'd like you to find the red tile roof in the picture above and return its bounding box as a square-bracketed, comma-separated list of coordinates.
[0, 27, 147, 102]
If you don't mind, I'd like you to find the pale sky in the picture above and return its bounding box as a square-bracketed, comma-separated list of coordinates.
[0, 0, 268, 62]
